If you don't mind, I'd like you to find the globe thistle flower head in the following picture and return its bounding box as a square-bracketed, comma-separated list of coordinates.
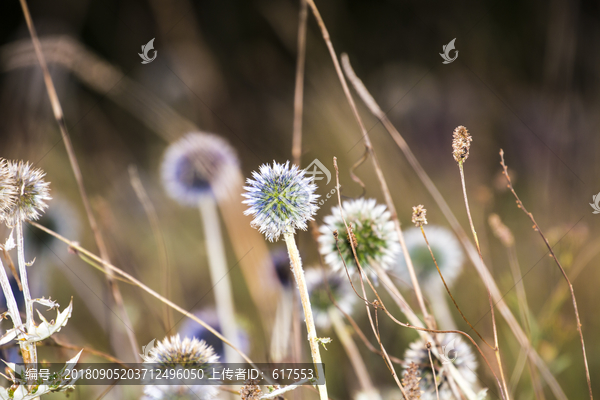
[452, 125, 472, 163]
[304, 267, 356, 329]
[412, 205, 427, 227]
[161, 132, 239, 206]
[4, 160, 51, 227]
[318, 198, 400, 279]
[397, 225, 464, 289]
[243, 161, 319, 242]
[0, 159, 17, 216]
[403, 335, 479, 400]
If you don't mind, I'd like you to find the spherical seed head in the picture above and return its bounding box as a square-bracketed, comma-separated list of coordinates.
[396, 225, 464, 289]
[304, 267, 356, 329]
[0, 159, 16, 216]
[243, 161, 319, 242]
[404, 335, 479, 400]
[452, 125, 472, 163]
[411, 205, 427, 227]
[145, 334, 219, 368]
[4, 161, 51, 227]
[161, 132, 240, 205]
[318, 198, 400, 280]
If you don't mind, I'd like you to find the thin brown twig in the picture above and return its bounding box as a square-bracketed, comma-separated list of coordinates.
[340, 54, 567, 400]
[1, 249, 21, 291]
[305, 0, 432, 328]
[427, 342, 440, 400]
[45, 337, 127, 367]
[500, 149, 593, 400]
[291, 0, 308, 166]
[17, 0, 140, 362]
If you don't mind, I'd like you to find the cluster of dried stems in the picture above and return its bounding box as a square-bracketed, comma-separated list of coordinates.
[8, 0, 594, 399]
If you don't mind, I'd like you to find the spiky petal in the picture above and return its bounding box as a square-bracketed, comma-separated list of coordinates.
[4, 161, 51, 227]
[318, 198, 400, 279]
[243, 161, 319, 242]
[0, 159, 17, 218]
[161, 132, 240, 205]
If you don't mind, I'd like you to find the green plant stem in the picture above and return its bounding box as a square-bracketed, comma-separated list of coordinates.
[283, 231, 328, 400]
[198, 196, 240, 364]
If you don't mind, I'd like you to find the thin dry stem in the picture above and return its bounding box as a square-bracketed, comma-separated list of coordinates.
[306, 0, 432, 328]
[427, 342, 440, 400]
[17, 0, 140, 362]
[500, 149, 593, 400]
[341, 54, 567, 400]
[292, 0, 308, 166]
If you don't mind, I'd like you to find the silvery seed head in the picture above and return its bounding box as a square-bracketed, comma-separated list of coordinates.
[304, 267, 356, 329]
[142, 334, 219, 400]
[0, 159, 17, 216]
[243, 161, 319, 242]
[318, 198, 400, 280]
[396, 225, 464, 289]
[403, 335, 479, 400]
[4, 160, 51, 227]
[452, 126, 472, 163]
[161, 132, 239, 205]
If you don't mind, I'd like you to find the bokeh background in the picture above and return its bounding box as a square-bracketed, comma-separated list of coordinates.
[0, 0, 599, 399]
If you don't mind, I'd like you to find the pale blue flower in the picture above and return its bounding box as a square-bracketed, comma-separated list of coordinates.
[305, 267, 356, 329]
[243, 161, 319, 242]
[161, 133, 239, 205]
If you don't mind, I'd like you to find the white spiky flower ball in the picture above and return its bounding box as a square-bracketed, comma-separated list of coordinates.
[403, 335, 480, 400]
[318, 198, 400, 280]
[397, 225, 464, 288]
[304, 267, 356, 329]
[4, 160, 51, 227]
[243, 161, 319, 242]
[161, 132, 239, 205]
[142, 334, 219, 400]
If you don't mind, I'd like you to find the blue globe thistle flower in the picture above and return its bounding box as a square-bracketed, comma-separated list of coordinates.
[243, 161, 319, 242]
[304, 267, 356, 329]
[142, 334, 219, 400]
[318, 198, 400, 280]
[4, 160, 51, 227]
[178, 309, 249, 362]
[396, 225, 464, 289]
[403, 335, 480, 400]
[161, 132, 239, 205]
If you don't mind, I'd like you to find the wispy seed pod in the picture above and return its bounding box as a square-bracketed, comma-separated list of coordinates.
[452, 125, 472, 163]
[0, 158, 17, 217]
[4, 161, 51, 227]
[411, 205, 427, 227]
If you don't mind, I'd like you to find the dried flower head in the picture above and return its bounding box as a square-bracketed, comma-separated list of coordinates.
[396, 225, 464, 289]
[4, 161, 51, 227]
[452, 126, 472, 163]
[0, 159, 16, 216]
[404, 335, 480, 400]
[402, 362, 422, 400]
[161, 132, 239, 205]
[411, 205, 427, 227]
[142, 334, 219, 400]
[243, 161, 319, 242]
[304, 267, 356, 329]
[240, 379, 262, 400]
[318, 198, 400, 279]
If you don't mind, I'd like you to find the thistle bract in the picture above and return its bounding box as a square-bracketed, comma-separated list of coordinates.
[4, 160, 51, 227]
[318, 198, 400, 279]
[161, 132, 239, 205]
[243, 161, 319, 242]
[305, 267, 356, 329]
[0, 159, 16, 217]
[396, 225, 464, 288]
[403, 335, 480, 400]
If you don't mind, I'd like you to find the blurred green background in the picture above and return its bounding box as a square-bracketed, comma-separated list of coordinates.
[0, 0, 599, 399]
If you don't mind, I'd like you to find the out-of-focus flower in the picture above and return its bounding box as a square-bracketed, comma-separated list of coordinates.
[142, 334, 219, 400]
[304, 267, 356, 329]
[4, 161, 50, 227]
[403, 335, 479, 400]
[161, 132, 239, 205]
[243, 161, 319, 242]
[318, 198, 400, 279]
[0, 159, 16, 217]
[396, 226, 464, 289]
